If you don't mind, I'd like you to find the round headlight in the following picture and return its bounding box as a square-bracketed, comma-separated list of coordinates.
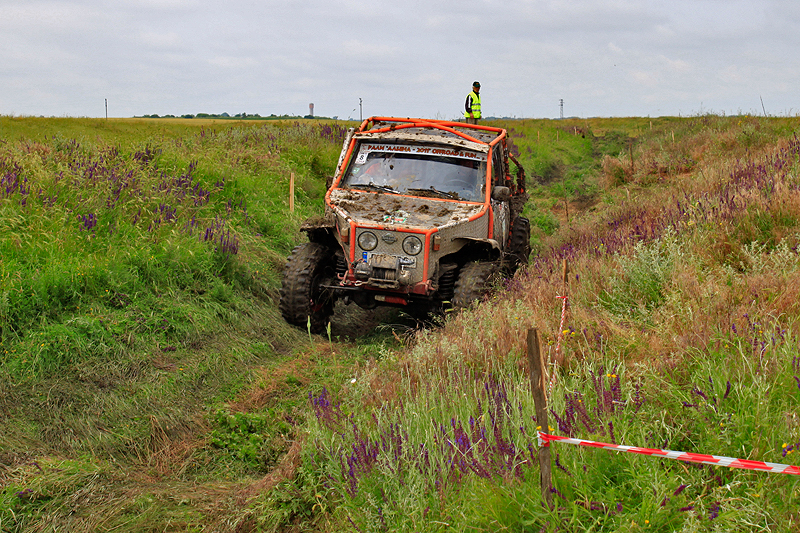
[402, 235, 423, 255]
[358, 231, 378, 251]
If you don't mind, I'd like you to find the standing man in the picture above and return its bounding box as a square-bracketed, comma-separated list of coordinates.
[464, 81, 481, 124]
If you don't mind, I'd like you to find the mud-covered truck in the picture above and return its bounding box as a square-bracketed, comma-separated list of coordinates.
[279, 117, 530, 332]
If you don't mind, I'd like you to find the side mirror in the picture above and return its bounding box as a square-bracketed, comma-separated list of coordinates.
[491, 186, 511, 202]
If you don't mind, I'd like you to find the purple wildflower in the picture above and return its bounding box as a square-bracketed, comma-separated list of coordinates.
[692, 386, 708, 402]
[79, 213, 97, 231]
[555, 453, 572, 476]
[348, 516, 364, 532]
[15, 488, 33, 498]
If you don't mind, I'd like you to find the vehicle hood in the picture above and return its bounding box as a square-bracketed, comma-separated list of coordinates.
[328, 188, 484, 229]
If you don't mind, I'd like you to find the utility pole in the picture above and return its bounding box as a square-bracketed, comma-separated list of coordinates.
[359, 98, 363, 122]
[105, 98, 108, 120]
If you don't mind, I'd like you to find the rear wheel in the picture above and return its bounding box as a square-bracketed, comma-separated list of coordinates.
[506, 216, 531, 273]
[452, 261, 499, 310]
[279, 242, 336, 333]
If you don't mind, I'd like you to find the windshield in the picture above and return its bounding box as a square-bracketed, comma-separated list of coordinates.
[340, 143, 487, 202]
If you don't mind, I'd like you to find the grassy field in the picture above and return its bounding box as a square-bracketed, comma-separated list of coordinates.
[1, 114, 800, 532]
[0, 116, 366, 531]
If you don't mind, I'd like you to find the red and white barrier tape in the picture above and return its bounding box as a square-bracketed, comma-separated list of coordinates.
[538, 432, 800, 475]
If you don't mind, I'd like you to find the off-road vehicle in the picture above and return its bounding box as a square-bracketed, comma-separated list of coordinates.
[279, 117, 530, 332]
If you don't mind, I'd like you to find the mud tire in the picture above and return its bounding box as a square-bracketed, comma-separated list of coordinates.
[506, 216, 531, 273]
[452, 261, 499, 310]
[279, 242, 336, 333]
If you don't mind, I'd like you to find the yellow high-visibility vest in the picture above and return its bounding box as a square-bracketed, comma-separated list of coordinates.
[464, 91, 481, 119]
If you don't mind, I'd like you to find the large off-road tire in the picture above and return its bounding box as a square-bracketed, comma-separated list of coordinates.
[452, 261, 499, 310]
[279, 242, 336, 333]
[506, 216, 531, 273]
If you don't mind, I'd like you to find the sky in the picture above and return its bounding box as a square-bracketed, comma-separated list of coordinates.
[1, 0, 798, 120]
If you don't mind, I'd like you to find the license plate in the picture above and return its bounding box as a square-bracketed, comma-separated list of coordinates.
[364, 252, 416, 269]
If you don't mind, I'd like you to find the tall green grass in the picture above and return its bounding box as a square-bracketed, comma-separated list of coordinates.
[0, 117, 357, 532]
[300, 230, 800, 532]
[0, 119, 346, 375]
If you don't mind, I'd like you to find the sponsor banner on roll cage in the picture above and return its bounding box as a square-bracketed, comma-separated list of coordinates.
[355, 144, 487, 165]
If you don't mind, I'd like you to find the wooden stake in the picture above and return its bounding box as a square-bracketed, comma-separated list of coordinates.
[290, 172, 295, 213]
[527, 328, 553, 510]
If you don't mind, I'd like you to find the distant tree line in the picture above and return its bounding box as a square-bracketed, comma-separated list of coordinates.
[135, 112, 336, 120]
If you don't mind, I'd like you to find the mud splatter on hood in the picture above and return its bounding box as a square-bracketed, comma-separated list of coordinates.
[329, 188, 483, 229]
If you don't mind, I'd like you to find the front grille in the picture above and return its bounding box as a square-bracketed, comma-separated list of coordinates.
[354, 228, 426, 285]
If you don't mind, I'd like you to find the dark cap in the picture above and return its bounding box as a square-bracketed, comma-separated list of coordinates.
[473, 81, 481, 88]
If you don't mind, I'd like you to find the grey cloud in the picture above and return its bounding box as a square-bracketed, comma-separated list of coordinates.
[1, 0, 798, 118]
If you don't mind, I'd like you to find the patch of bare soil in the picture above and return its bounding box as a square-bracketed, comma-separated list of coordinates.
[570, 193, 599, 213]
[238, 437, 304, 504]
[549, 193, 601, 224]
[328, 300, 406, 339]
[229, 351, 315, 414]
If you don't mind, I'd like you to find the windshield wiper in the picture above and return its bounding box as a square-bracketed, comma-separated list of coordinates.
[350, 182, 400, 194]
[407, 186, 459, 200]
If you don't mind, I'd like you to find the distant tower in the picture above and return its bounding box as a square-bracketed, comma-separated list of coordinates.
[309, 103, 314, 117]
[559, 99, 564, 119]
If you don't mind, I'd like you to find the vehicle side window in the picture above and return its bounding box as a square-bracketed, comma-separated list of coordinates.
[492, 147, 505, 186]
